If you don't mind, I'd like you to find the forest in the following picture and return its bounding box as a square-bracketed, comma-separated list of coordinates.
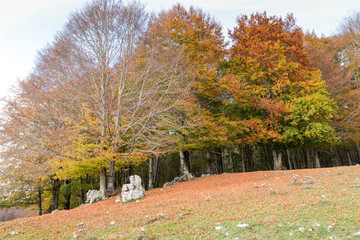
[0, 0, 359, 216]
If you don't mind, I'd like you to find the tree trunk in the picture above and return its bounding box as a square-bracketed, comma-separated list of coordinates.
[315, 151, 321, 168]
[229, 150, 234, 172]
[286, 149, 293, 170]
[148, 156, 154, 190]
[63, 180, 71, 210]
[216, 149, 224, 174]
[48, 178, 61, 212]
[347, 150, 353, 166]
[179, 150, 189, 175]
[79, 176, 87, 205]
[251, 144, 259, 171]
[99, 167, 107, 199]
[37, 187, 42, 216]
[107, 160, 116, 194]
[306, 149, 312, 168]
[356, 143, 360, 164]
[272, 149, 282, 170]
[240, 146, 246, 172]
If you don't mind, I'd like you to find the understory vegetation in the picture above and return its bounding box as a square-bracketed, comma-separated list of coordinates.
[0, 0, 360, 218]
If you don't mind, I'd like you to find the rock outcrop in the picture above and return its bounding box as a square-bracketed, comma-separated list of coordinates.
[86, 190, 103, 204]
[162, 173, 194, 188]
[121, 175, 145, 203]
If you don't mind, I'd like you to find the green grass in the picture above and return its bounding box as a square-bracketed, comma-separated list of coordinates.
[1, 167, 360, 239]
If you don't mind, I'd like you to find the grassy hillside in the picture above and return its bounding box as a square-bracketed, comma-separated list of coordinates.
[1, 166, 360, 239]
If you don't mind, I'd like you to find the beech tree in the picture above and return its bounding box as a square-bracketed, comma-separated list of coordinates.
[221, 12, 336, 170]
[144, 4, 227, 174]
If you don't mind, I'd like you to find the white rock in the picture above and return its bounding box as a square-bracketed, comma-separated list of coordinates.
[121, 175, 145, 202]
[354, 232, 360, 236]
[10, 231, 18, 235]
[215, 226, 224, 230]
[313, 223, 320, 227]
[327, 226, 334, 232]
[299, 227, 305, 232]
[308, 228, 313, 231]
[201, 173, 211, 178]
[86, 190, 103, 204]
[110, 221, 115, 225]
[115, 196, 121, 203]
[51, 209, 59, 214]
[237, 223, 249, 228]
[289, 231, 293, 236]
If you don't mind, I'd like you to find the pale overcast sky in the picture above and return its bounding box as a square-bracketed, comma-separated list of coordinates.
[1, 0, 359, 106]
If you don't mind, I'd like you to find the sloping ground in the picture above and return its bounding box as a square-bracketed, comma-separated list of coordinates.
[1, 166, 360, 239]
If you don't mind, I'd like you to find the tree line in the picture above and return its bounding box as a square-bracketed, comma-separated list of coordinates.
[0, 0, 359, 215]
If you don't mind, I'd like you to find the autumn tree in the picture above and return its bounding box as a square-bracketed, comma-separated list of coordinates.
[143, 4, 227, 174]
[221, 12, 336, 170]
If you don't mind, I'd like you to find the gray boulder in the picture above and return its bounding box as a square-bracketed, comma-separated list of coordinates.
[162, 173, 194, 188]
[86, 190, 103, 204]
[121, 175, 145, 203]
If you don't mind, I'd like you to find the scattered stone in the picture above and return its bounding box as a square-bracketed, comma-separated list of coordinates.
[163, 182, 172, 188]
[289, 231, 294, 236]
[308, 228, 313, 231]
[110, 221, 115, 225]
[10, 231, 18, 235]
[299, 227, 305, 232]
[121, 175, 145, 203]
[51, 209, 60, 214]
[86, 190, 103, 205]
[303, 176, 315, 185]
[132, 227, 153, 240]
[115, 195, 121, 203]
[201, 173, 211, 178]
[163, 173, 194, 188]
[353, 178, 360, 185]
[73, 223, 87, 239]
[215, 226, 225, 230]
[254, 183, 259, 188]
[269, 187, 278, 195]
[327, 226, 334, 232]
[354, 232, 360, 236]
[237, 223, 249, 228]
[176, 212, 190, 220]
[260, 183, 267, 188]
[144, 213, 167, 224]
[356, 164, 360, 167]
[315, 195, 330, 206]
[313, 223, 320, 227]
[283, 171, 292, 174]
[205, 196, 211, 201]
[157, 213, 165, 220]
[291, 174, 301, 185]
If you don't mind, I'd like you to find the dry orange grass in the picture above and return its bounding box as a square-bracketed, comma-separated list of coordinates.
[1, 166, 359, 239]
